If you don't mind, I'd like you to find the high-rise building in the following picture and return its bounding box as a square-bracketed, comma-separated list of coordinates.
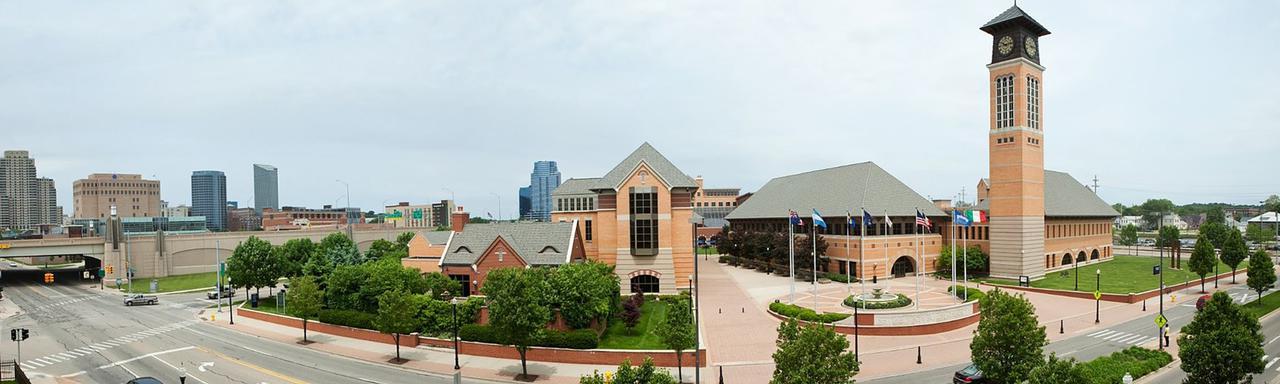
[524, 161, 560, 221]
[430, 200, 455, 228]
[1, 150, 58, 229]
[73, 174, 162, 219]
[191, 170, 228, 231]
[253, 164, 279, 213]
[518, 186, 532, 220]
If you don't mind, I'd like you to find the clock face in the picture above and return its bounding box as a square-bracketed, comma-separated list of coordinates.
[1025, 37, 1038, 56]
[998, 36, 1014, 55]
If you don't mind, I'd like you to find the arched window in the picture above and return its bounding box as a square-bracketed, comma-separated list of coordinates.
[995, 75, 1016, 128]
[631, 275, 659, 293]
[1027, 75, 1040, 129]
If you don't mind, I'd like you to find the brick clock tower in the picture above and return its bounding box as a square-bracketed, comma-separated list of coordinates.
[982, 6, 1051, 280]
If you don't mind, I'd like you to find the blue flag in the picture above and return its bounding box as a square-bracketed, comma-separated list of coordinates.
[954, 210, 971, 226]
[863, 210, 874, 227]
[789, 210, 802, 226]
[812, 209, 827, 229]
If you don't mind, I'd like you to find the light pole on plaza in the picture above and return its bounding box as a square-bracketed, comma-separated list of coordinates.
[446, 290, 460, 370]
[1074, 255, 1080, 291]
[336, 179, 352, 239]
[1157, 212, 1165, 350]
[1095, 269, 1101, 324]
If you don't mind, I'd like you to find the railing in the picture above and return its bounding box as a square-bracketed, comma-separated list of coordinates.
[0, 360, 32, 384]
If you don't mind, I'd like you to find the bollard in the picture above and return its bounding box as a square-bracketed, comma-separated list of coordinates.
[718, 308, 722, 314]
[1143, 299, 1147, 312]
[742, 307, 745, 313]
[1060, 319, 1064, 334]
[719, 366, 725, 384]
[916, 346, 922, 364]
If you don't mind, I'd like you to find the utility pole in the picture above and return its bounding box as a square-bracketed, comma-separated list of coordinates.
[1092, 175, 1100, 194]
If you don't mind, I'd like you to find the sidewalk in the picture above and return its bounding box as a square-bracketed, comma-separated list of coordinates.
[202, 307, 621, 383]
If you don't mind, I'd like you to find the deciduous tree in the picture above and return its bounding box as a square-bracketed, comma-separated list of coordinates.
[1179, 292, 1264, 383]
[1221, 229, 1249, 284]
[548, 261, 620, 329]
[482, 267, 552, 380]
[657, 296, 695, 382]
[1188, 232, 1216, 293]
[285, 275, 323, 343]
[971, 288, 1047, 384]
[277, 238, 315, 278]
[770, 318, 858, 384]
[1117, 224, 1139, 247]
[1139, 199, 1176, 229]
[1247, 249, 1276, 304]
[374, 289, 421, 362]
[1027, 353, 1086, 384]
[1199, 222, 1229, 250]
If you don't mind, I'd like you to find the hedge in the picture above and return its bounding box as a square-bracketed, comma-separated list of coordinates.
[459, 324, 599, 349]
[718, 255, 732, 264]
[1075, 347, 1172, 384]
[769, 301, 851, 323]
[842, 294, 913, 310]
[825, 272, 859, 284]
[318, 309, 376, 329]
[947, 285, 985, 303]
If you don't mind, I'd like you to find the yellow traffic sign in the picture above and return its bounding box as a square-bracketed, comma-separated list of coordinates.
[1155, 314, 1168, 328]
[1093, 291, 1102, 300]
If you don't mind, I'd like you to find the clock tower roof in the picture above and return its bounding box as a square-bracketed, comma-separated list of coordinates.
[980, 5, 1050, 36]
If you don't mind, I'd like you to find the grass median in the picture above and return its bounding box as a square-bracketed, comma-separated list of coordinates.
[119, 271, 219, 293]
[981, 255, 1239, 294]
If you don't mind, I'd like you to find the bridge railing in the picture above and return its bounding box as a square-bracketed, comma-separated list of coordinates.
[0, 360, 32, 384]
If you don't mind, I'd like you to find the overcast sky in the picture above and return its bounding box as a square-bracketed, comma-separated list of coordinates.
[3, 1, 1278, 218]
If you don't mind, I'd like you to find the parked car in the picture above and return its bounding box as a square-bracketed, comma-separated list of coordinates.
[1197, 294, 1211, 311]
[954, 363, 985, 383]
[206, 286, 235, 300]
[127, 377, 164, 384]
[124, 294, 158, 306]
[7, 262, 16, 267]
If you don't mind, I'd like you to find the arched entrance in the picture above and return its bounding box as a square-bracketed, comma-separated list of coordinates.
[1076, 251, 1087, 263]
[891, 256, 915, 278]
[630, 275, 660, 293]
[1091, 249, 1100, 260]
[1061, 254, 1072, 266]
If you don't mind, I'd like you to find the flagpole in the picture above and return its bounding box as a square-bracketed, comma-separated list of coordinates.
[914, 208, 920, 310]
[952, 209, 958, 301]
[884, 210, 890, 282]
[846, 213, 851, 293]
[859, 208, 866, 298]
[963, 219, 969, 300]
[812, 215, 818, 311]
[789, 214, 795, 304]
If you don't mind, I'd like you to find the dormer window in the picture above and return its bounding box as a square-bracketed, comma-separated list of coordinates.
[539, 246, 559, 254]
[456, 246, 472, 254]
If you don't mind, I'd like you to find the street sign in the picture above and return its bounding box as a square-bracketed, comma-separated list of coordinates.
[83, 271, 90, 279]
[1154, 314, 1168, 328]
[219, 262, 226, 275]
[1093, 291, 1102, 300]
[98, 269, 105, 278]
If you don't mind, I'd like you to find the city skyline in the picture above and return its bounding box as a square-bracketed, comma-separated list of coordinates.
[3, 1, 1278, 218]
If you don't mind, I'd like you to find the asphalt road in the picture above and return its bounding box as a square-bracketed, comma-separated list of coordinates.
[865, 281, 1276, 384]
[1, 269, 495, 384]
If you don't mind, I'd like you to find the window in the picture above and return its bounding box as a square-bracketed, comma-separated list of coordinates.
[629, 187, 659, 256]
[1027, 75, 1040, 129]
[995, 75, 1015, 128]
[630, 275, 659, 293]
[449, 274, 472, 296]
[585, 219, 593, 241]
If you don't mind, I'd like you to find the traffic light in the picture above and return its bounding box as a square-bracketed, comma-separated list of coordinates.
[9, 329, 15, 341]
[21, 329, 28, 341]
[106, 265, 114, 274]
[43, 272, 54, 284]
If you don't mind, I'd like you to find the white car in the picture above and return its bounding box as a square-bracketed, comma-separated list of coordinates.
[7, 262, 16, 267]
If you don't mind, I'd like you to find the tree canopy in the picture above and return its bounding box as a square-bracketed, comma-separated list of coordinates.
[1157, 226, 1181, 249]
[1221, 229, 1249, 284]
[373, 289, 420, 362]
[1118, 224, 1139, 247]
[657, 296, 696, 382]
[1179, 292, 1265, 383]
[277, 238, 315, 278]
[1027, 353, 1087, 384]
[770, 318, 859, 384]
[1247, 249, 1276, 303]
[548, 261, 620, 329]
[1139, 199, 1176, 228]
[482, 267, 553, 380]
[285, 275, 323, 342]
[1187, 232, 1217, 293]
[971, 288, 1047, 384]
[227, 236, 279, 293]
[1198, 222, 1229, 250]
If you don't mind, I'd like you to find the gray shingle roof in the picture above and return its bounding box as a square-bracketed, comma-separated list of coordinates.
[441, 221, 577, 266]
[725, 162, 945, 220]
[552, 178, 603, 196]
[974, 170, 1120, 217]
[418, 230, 452, 245]
[980, 5, 1050, 35]
[597, 143, 698, 190]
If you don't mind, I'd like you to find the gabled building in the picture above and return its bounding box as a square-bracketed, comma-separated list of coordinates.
[436, 213, 584, 296]
[551, 143, 699, 294]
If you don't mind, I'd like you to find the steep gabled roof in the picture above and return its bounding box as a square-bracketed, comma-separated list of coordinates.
[596, 143, 698, 190]
[975, 170, 1120, 217]
[725, 162, 945, 220]
[981, 5, 1050, 36]
[552, 177, 603, 196]
[441, 221, 577, 266]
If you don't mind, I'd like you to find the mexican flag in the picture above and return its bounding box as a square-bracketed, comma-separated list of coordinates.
[966, 210, 987, 224]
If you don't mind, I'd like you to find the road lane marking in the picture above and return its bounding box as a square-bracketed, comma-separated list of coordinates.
[197, 346, 307, 384]
[151, 355, 211, 384]
[20, 363, 36, 370]
[1089, 330, 1113, 337]
[97, 346, 196, 369]
[1267, 357, 1278, 369]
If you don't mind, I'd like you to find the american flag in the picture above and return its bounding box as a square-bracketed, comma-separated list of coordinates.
[915, 209, 932, 229]
[789, 210, 803, 226]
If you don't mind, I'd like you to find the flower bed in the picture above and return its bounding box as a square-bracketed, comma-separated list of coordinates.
[843, 294, 913, 310]
[947, 285, 985, 303]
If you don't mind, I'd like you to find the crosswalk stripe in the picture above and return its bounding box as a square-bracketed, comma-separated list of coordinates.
[43, 356, 62, 362]
[1126, 336, 1148, 345]
[57, 352, 76, 359]
[66, 351, 85, 357]
[76, 347, 94, 354]
[90, 345, 107, 351]
[1103, 332, 1129, 341]
[1088, 330, 1112, 337]
[27, 360, 45, 367]
[20, 363, 35, 370]
[1267, 358, 1278, 369]
[1113, 334, 1141, 344]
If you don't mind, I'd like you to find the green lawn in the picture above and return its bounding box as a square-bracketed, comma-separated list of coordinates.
[119, 271, 220, 293]
[1242, 290, 1280, 320]
[598, 300, 670, 350]
[982, 255, 1239, 294]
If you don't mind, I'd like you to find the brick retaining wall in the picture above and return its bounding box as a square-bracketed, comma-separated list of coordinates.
[767, 302, 981, 336]
[982, 269, 1247, 304]
[238, 308, 419, 347]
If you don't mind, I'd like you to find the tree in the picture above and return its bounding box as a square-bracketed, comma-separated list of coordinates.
[302, 248, 334, 286]
[1158, 226, 1182, 268]
[770, 318, 858, 384]
[971, 288, 1047, 384]
[620, 297, 641, 333]
[364, 239, 398, 261]
[373, 289, 420, 363]
[1187, 232, 1216, 293]
[277, 238, 315, 278]
[1199, 221, 1229, 250]
[1179, 292, 1265, 383]
[1110, 203, 1126, 216]
[1205, 206, 1226, 225]
[422, 272, 462, 298]
[395, 231, 415, 251]
[657, 296, 695, 382]
[227, 236, 277, 296]
[1139, 198, 1176, 229]
[1247, 249, 1276, 304]
[1221, 229, 1249, 284]
[1117, 224, 1139, 247]
[482, 267, 552, 380]
[1247, 224, 1274, 244]
[548, 261, 620, 329]
[1027, 353, 1086, 384]
[1264, 195, 1280, 215]
[935, 245, 988, 278]
[318, 233, 362, 265]
[580, 357, 677, 384]
[285, 275, 323, 343]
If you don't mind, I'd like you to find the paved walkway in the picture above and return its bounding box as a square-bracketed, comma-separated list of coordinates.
[203, 308, 619, 383]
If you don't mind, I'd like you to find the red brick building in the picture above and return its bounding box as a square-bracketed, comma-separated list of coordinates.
[433, 211, 584, 296]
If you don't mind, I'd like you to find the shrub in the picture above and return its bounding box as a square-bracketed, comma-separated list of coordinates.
[842, 294, 913, 310]
[459, 324, 598, 349]
[1076, 347, 1172, 384]
[769, 301, 851, 323]
[318, 309, 377, 330]
[459, 323, 498, 344]
[826, 272, 857, 284]
[718, 255, 732, 264]
[948, 285, 986, 303]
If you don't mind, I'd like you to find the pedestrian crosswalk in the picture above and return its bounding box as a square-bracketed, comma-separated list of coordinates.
[18, 320, 199, 371]
[1086, 329, 1157, 346]
[25, 295, 95, 311]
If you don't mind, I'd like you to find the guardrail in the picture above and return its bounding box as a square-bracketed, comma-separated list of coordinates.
[1, 360, 32, 384]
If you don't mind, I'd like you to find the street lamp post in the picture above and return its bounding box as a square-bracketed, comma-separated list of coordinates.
[1158, 212, 1165, 349]
[447, 291, 460, 370]
[1074, 256, 1079, 291]
[1095, 269, 1101, 324]
[336, 179, 352, 239]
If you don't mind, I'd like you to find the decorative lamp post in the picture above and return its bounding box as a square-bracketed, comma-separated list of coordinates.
[1095, 269, 1101, 324]
[445, 290, 461, 370]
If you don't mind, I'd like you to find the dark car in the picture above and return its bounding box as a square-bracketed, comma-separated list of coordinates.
[954, 364, 985, 383]
[126, 377, 164, 384]
[1196, 294, 1211, 311]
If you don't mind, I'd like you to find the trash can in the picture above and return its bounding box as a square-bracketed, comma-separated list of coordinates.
[250, 293, 260, 308]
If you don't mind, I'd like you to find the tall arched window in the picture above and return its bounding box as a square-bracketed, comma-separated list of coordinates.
[995, 75, 1016, 128]
[631, 275, 659, 293]
[1027, 75, 1040, 129]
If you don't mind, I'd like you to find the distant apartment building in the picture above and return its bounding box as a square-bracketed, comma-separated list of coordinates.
[522, 161, 561, 221]
[73, 174, 161, 220]
[191, 170, 228, 231]
[261, 206, 364, 230]
[518, 186, 532, 220]
[691, 176, 740, 231]
[1, 150, 60, 229]
[385, 200, 455, 228]
[228, 207, 262, 231]
[253, 164, 279, 212]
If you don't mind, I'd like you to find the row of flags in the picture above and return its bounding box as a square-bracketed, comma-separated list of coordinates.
[786, 209, 988, 229]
